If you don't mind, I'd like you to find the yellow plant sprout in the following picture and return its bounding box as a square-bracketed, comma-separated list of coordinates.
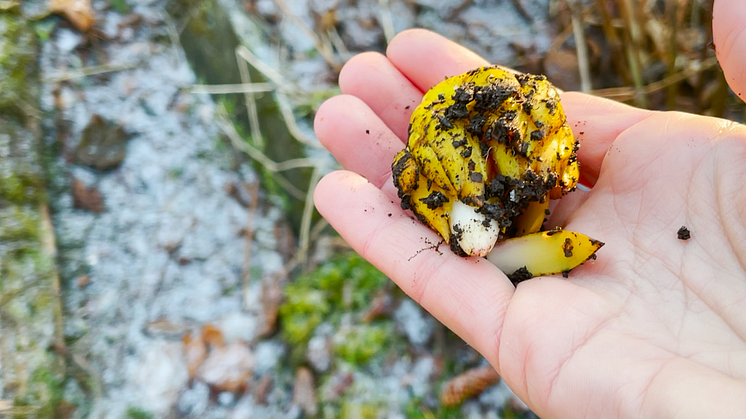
[392, 66, 603, 282]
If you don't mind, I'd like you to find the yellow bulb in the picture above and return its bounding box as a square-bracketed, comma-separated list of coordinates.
[392, 66, 602, 278]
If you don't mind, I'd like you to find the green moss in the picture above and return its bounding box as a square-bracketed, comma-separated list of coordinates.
[0, 206, 40, 242]
[333, 324, 391, 365]
[0, 13, 67, 416]
[30, 367, 64, 417]
[125, 407, 154, 419]
[339, 401, 382, 419]
[279, 253, 389, 350]
[33, 19, 56, 43]
[0, 11, 38, 112]
[110, 0, 131, 14]
[11, 366, 65, 419]
[1, 171, 45, 205]
[168, 166, 184, 179]
[280, 288, 329, 345]
[404, 399, 462, 419]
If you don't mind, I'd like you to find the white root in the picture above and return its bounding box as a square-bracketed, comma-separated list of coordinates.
[450, 200, 499, 257]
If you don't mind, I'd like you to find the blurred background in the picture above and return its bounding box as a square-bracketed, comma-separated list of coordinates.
[1, 0, 742, 418]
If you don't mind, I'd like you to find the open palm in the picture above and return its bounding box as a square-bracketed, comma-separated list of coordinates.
[314, 17, 746, 419]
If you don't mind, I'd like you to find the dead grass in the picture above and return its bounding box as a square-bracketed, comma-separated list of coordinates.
[536, 0, 744, 121]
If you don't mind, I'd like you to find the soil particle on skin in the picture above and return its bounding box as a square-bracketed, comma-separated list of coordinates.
[508, 266, 533, 284]
[677, 226, 691, 240]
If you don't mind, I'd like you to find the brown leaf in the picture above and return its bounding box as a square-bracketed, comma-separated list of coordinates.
[75, 274, 90, 288]
[253, 374, 273, 405]
[440, 365, 500, 407]
[292, 367, 318, 416]
[71, 178, 104, 213]
[201, 324, 225, 349]
[256, 273, 284, 338]
[49, 0, 95, 31]
[183, 331, 208, 379]
[362, 291, 391, 323]
[195, 342, 254, 394]
[144, 318, 187, 338]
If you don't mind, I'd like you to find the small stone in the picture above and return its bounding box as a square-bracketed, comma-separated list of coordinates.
[677, 226, 691, 240]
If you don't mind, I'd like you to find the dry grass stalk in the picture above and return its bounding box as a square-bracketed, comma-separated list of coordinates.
[241, 180, 260, 311]
[271, 0, 339, 69]
[568, 0, 592, 92]
[377, 0, 396, 44]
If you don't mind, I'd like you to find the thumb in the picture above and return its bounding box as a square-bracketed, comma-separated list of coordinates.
[713, 0, 746, 101]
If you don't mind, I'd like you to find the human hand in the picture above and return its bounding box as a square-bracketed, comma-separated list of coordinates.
[313, 5, 746, 417]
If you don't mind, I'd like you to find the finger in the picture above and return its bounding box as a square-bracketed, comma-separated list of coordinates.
[713, 0, 746, 101]
[338, 52, 422, 141]
[561, 92, 653, 185]
[387, 29, 654, 185]
[314, 170, 515, 361]
[315, 95, 403, 188]
[386, 29, 489, 92]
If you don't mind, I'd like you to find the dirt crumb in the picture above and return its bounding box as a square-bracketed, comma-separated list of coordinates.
[508, 266, 533, 284]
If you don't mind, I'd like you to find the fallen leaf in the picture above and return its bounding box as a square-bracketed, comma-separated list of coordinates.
[292, 367, 318, 416]
[75, 274, 90, 288]
[71, 178, 104, 212]
[144, 318, 187, 338]
[256, 273, 283, 338]
[200, 324, 225, 349]
[183, 331, 207, 379]
[195, 342, 254, 393]
[253, 374, 273, 405]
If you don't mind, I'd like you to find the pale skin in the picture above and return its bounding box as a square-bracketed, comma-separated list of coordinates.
[313, 0, 746, 417]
